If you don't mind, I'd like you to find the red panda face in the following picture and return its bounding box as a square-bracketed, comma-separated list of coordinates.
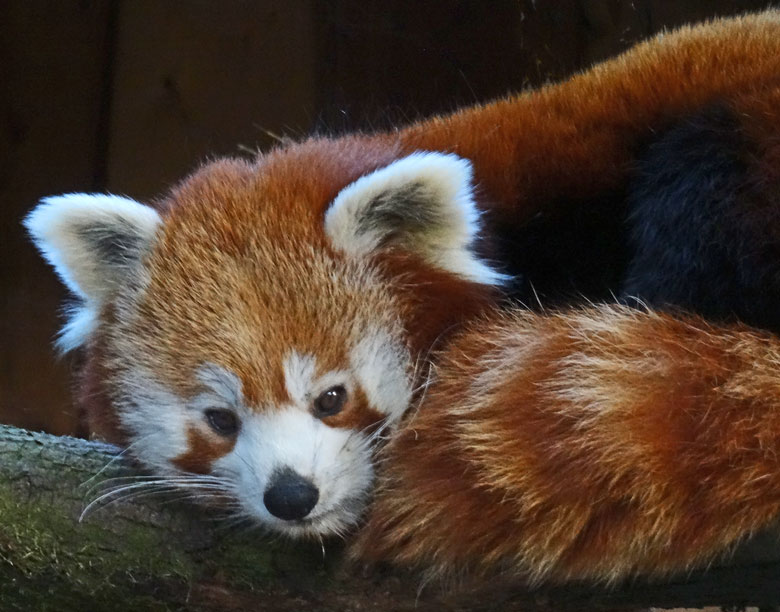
[106, 203, 413, 535]
[26, 138, 505, 537]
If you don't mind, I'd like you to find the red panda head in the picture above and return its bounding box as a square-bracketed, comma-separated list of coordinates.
[26, 137, 504, 537]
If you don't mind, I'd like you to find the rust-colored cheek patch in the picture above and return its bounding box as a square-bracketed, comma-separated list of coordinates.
[172, 426, 236, 474]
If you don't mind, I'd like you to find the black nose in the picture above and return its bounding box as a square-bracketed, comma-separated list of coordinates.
[263, 467, 319, 521]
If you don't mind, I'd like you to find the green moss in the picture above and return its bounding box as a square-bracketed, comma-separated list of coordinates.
[0, 446, 351, 611]
[0, 567, 187, 612]
[0, 481, 195, 606]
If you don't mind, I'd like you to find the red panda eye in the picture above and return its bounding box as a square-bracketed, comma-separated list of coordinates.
[313, 386, 347, 417]
[205, 409, 240, 435]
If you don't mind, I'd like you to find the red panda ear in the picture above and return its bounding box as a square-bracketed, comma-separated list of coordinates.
[25, 193, 161, 351]
[324, 152, 506, 285]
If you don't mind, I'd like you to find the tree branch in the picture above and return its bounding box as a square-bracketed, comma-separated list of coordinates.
[1, 424, 779, 611]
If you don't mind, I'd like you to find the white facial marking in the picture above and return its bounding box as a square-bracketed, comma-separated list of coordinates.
[283, 351, 317, 405]
[351, 326, 411, 423]
[214, 407, 373, 537]
[117, 364, 243, 476]
[120, 342, 409, 537]
[116, 368, 189, 475]
[195, 363, 243, 407]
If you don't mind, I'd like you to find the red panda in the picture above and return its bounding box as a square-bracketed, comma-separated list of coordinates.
[24, 10, 780, 583]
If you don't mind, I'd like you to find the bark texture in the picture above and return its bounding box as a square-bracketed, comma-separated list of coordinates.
[0, 424, 779, 611]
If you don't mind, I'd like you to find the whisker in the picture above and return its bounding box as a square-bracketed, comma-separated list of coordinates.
[317, 533, 326, 558]
[85, 473, 228, 494]
[85, 484, 230, 518]
[312, 421, 325, 474]
[80, 436, 149, 490]
[81, 475, 233, 521]
[80, 483, 180, 521]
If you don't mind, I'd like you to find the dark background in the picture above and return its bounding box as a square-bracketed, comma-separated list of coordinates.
[0, 0, 770, 436]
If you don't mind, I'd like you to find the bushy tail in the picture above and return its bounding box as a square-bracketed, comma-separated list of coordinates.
[355, 304, 780, 584]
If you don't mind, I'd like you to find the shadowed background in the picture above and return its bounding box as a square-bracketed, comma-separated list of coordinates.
[0, 0, 770, 436]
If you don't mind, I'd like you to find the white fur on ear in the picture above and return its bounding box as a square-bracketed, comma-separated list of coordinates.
[25, 193, 161, 351]
[324, 152, 506, 285]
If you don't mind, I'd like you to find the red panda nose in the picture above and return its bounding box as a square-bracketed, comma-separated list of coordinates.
[263, 467, 319, 521]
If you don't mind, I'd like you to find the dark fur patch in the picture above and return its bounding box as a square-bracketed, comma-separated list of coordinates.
[75, 219, 146, 268]
[622, 105, 780, 332]
[488, 190, 630, 305]
[358, 181, 447, 245]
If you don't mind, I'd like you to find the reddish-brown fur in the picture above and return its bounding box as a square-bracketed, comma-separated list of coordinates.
[78, 335, 124, 442]
[322, 387, 384, 433]
[172, 427, 236, 474]
[349, 11, 780, 582]
[398, 13, 780, 226]
[71, 10, 780, 582]
[355, 305, 780, 582]
[83, 140, 499, 453]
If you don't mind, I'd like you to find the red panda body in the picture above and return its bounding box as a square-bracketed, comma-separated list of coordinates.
[25, 11, 780, 584]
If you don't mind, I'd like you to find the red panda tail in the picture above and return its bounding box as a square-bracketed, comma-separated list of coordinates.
[354, 304, 780, 584]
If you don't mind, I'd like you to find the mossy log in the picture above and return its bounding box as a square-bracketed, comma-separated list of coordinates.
[1, 424, 779, 611]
